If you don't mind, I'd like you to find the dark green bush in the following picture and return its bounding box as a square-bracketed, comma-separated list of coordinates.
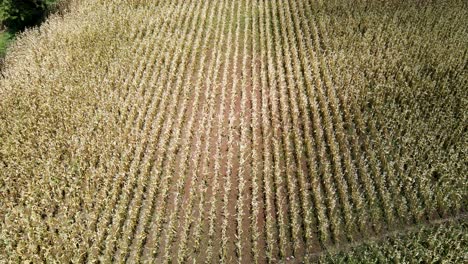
[0, 0, 54, 31]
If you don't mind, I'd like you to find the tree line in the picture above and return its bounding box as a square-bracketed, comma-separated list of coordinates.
[1, 0, 57, 31]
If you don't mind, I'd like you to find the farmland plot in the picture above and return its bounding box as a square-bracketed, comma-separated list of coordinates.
[0, 0, 466, 263]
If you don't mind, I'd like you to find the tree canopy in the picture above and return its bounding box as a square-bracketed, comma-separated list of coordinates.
[0, 0, 51, 31]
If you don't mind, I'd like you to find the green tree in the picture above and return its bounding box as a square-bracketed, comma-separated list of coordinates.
[0, 0, 49, 31]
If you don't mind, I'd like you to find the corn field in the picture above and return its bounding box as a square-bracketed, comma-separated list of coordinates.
[0, 0, 466, 262]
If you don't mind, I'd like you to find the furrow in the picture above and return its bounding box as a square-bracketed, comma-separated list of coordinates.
[263, 0, 293, 258]
[219, 0, 244, 262]
[250, 0, 267, 262]
[158, 1, 224, 262]
[304, 0, 395, 231]
[86, 3, 190, 262]
[236, 0, 254, 262]
[139, 0, 215, 261]
[298, 1, 369, 238]
[258, 1, 281, 261]
[118, 0, 208, 262]
[111, 0, 212, 262]
[174, 1, 229, 261]
[203, 0, 238, 262]
[271, 0, 305, 257]
[279, 0, 326, 252]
